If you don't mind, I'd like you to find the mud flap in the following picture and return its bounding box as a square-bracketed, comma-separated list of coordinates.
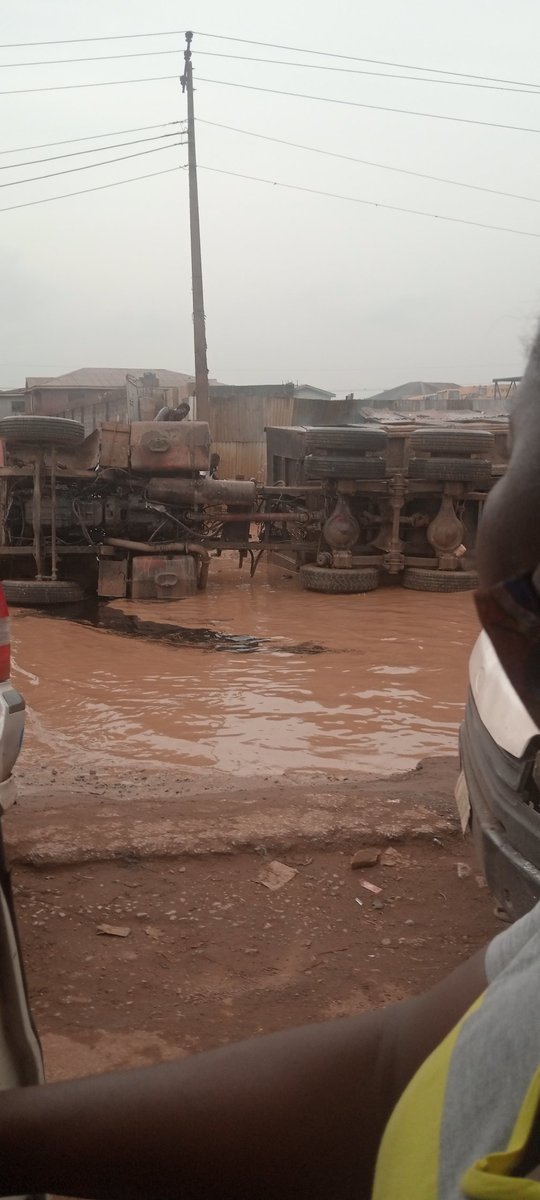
[455, 769, 472, 834]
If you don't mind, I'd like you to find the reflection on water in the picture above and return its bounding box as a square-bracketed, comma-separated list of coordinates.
[10, 561, 480, 777]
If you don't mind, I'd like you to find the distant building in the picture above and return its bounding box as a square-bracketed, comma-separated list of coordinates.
[24, 368, 200, 433]
[292, 384, 336, 401]
[0, 388, 26, 418]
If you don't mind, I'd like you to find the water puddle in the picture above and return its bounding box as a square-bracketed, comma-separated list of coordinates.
[20, 602, 327, 656]
[11, 560, 480, 777]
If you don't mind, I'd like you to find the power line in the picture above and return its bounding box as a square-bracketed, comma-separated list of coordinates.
[2, 44, 539, 96]
[0, 30, 185, 49]
[1, 26, 539, 95]
[0, 141, 185, 189]
[0, 74, 179, 96]
[195, 31, 540, 93]
[1, 23, 540, 97]
[197, 76, 540, 137]
[0, 131, 181, 173]
[194, 50, 540, 96]
[0, 165, 185, 214]
[197, 118, 540, 205]
[0, 120, 182, 157]
[0, 47, 185, 68]
[198, 163, 540, 239]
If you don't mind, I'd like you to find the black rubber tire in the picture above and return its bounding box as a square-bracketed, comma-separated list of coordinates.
[408, 457, 492, 483]
[402, 568, 478, 592]
[0, 415, 85, 446]
[2, 579, 84, 605]
[305, 426, 387, 453]
[300, 564, 380, 593]
[305, 455, 386, 481]
[410, 428, 494, 455]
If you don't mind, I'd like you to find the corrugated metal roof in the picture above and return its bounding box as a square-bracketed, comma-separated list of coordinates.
[294, 384, 336, 399]
[26, 376, 53, 388]
[26, 368, 197, 390]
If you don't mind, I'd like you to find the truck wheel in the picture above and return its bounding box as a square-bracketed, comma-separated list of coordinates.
[0, 416, 85, 446]
[408, 458, 492, 483]
[2, 579, 84, 605]
[305, 456, 386, 480]
[300, 565, 380, 593]
[410, 428, 494, 455]
[305, 427, 387, 453]
[402, 568, 478, 592]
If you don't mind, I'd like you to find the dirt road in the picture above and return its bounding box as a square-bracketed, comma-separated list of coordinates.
[6, 566, 494, 1081]
[15, 826, 498, 1083]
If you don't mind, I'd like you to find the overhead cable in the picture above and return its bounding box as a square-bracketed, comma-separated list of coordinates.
[0, 120, 182, 156]
[193, 50, 540, 96]
[0, 47, 184, 68]
[1, 26, 539, 94]
[198, 117, 540, 205]
[2, 45, 538, 95]
[0, 30, 184, 48]
[196, 76, 540, 137]
[0, 141, 184, 189]
[0, 73, 179, 96]
[0, 131, 181, 172]
[195, 31, 540, 92]
[198, 163, 540, 239]
[0, 165, 185, 213]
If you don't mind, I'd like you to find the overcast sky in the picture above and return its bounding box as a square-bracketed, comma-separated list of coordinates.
[1, 0, 540, 396]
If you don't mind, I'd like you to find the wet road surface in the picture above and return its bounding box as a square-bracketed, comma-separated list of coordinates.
[11, 560, 480, 777]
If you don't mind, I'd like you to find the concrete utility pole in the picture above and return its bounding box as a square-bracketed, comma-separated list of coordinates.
[182, 31, 210, 423]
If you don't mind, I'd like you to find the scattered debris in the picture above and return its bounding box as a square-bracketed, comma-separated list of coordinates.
[360, 880, 383, 895]
[350, 847, 381, 870]
[475, 875, 487, 889]
[354, 898, 363, 908]
[494, 905, 511, 924]
[256, 860, 298, 891]
[97, 924, 131, 938]
[457, 862, 472, 879]
[143, 926, 163, 941]
[372, 899, 384, 911]
[380, 846, 406, 867]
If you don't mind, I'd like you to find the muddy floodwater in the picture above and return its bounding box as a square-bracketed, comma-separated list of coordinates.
[11, 560, 479, 778]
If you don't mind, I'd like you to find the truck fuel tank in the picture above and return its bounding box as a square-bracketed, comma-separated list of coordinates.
[146, 477, 257, 506]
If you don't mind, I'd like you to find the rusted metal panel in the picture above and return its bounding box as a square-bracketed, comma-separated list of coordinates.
[98, 558, 128, 598]
[210, 397, 267, 443]
[263, 396, 295, 428]
[99, 423, 130, 469]
[130, 421, 210, 474]
[4, 430, 100, 473]
[212, 441, 266, 482]
[131, 555, 198, 599]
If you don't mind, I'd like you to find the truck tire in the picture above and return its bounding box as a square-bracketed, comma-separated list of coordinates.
[402, 568, 478, 592]
[305, 427, 387, 453]
[305, 455, 386, 480]
[300, 564, 380, 593]
[408, 457, 492, 483]
[410, 428, 494, 455]
[0, 416, 85, 446]
[2, 579, 84, 605]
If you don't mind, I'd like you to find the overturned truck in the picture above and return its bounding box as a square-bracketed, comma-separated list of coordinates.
[266, 420, 507, 593]
[0, 415, 307, 603]
[0, 414, 507, 602]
